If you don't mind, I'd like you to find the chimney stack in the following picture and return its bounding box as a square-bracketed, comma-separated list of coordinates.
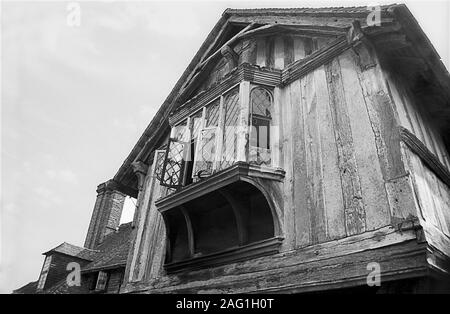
[84, 180, 125, 249]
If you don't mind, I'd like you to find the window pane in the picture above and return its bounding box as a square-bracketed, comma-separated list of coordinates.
[193, 127, 217, 177]
[173, 120, 189, 142]
[95, 271, 108, 291]
[251, 87, 272, 117]
[37, 255, 52, 290]
[250, 87, 272, 158]
[160, 139, 186, 188]
[206, 99, 220, 127]
[191, 111, 203, 140]
[220, 88, 240, 169]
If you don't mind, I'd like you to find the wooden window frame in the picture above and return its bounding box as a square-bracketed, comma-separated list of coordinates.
[36, 255, 52, 291]
[95, 270, 109, 292]
[162, 84, 243, 190]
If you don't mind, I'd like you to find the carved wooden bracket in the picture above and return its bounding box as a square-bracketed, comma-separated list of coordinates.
[96, 179, 123, 195]
[347, 20, 366, 46]
[220, 45, 239, 69]
[347, 21, 377, 70]
[132, 161, 149, 191]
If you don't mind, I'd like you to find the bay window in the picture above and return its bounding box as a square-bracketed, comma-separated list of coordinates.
[159, 83, 276, 192]
[154, 66, 284, 273]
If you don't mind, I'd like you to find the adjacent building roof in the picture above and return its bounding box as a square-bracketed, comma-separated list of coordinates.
[14, 222, 133, 293]
[81, 222, 133, 272]
[43, 242, 95, 260]
[13, 281, 38, 294]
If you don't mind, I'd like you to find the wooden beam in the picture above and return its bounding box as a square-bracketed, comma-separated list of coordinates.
[180, 23, 258, 97]
[218, 189, 248, 246]
[180, 206, 195, 258]
[400, 127, 450, 187]
[200, 22, 257, 67]
[122, 225, 426, 293]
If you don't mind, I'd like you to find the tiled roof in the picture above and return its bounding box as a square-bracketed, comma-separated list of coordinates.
[82, 222, 133, 272]
[13, 281, 38, 294]
[43, 222, 133, 272]
[43, 242, 96, 260]
[14, 222, 133, 293]
[223, 5, 394, 16]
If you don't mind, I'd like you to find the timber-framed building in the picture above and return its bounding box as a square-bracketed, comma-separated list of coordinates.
[15, 4, 450, 294]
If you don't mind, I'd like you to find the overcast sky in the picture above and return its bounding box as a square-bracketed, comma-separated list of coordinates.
[1, 0, 449, 293]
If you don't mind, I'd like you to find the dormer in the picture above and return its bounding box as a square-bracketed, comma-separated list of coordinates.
[36, 243, 92, 292]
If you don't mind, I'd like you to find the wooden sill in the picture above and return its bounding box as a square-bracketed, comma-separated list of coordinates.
[155, 162, 285, 213]
[164, 236, 284, 273]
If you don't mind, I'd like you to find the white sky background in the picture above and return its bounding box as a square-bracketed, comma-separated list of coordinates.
[0, 0, 449, 293]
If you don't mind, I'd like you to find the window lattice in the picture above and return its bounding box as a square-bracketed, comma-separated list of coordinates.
[191, 111, 203, 140]
[160, 139, 186, 188]
[154, 150, 166, 181]
[251, 87, 272, 118]
[206, 99, 220, 127]
[250, 87, 272, 165]
[220, 88, 240, 170]
[194, 127, 217, 177]
[173, 121, 189, 142]
[95, 271, 108, 291]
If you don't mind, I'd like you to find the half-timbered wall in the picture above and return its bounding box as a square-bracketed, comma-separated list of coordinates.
[278, 47, 399, 249]
[126, 151, 167, 283]
[122, 33, 449, 292]
[386, 70, 450, 169]
[384, 65, 450, 251]
[197, 35, 336, 96]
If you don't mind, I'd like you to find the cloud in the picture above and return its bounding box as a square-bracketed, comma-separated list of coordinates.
[91, 2, 201, 38]
[33, 186, 63, 206]
[45, 169, 79, 184]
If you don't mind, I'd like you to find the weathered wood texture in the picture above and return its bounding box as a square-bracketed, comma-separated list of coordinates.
[403, 145, 450, 243]
[122, 226, 425, 293]
[106, 269, 125, 293]
[382, 57, 450, 256]
[125, 156, 166, 285]
[123, 38, 450, 293]
[384, 67, 450, 170]
[196, 35, 336, 97]
[280, 49, 395, 249]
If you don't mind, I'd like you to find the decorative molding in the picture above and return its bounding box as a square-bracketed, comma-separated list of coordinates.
[131, 161, 149, 191]
[96, 179, 132, 196]
[220, 45, 239, 68]
[169, 64, 281, 126]
[346, 20, 365, 45]
[399, 126, 450, 187]
[164, 236, 283, 273]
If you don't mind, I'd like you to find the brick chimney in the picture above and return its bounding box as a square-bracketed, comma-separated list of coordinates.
[84, 180, 125, 249]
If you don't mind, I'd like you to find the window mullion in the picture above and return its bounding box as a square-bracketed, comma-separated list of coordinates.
[237, 81, 250, 162]
[214, 95, 225, 172]
[192, 107, 207, 181]
[181, 117, 192, 186]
